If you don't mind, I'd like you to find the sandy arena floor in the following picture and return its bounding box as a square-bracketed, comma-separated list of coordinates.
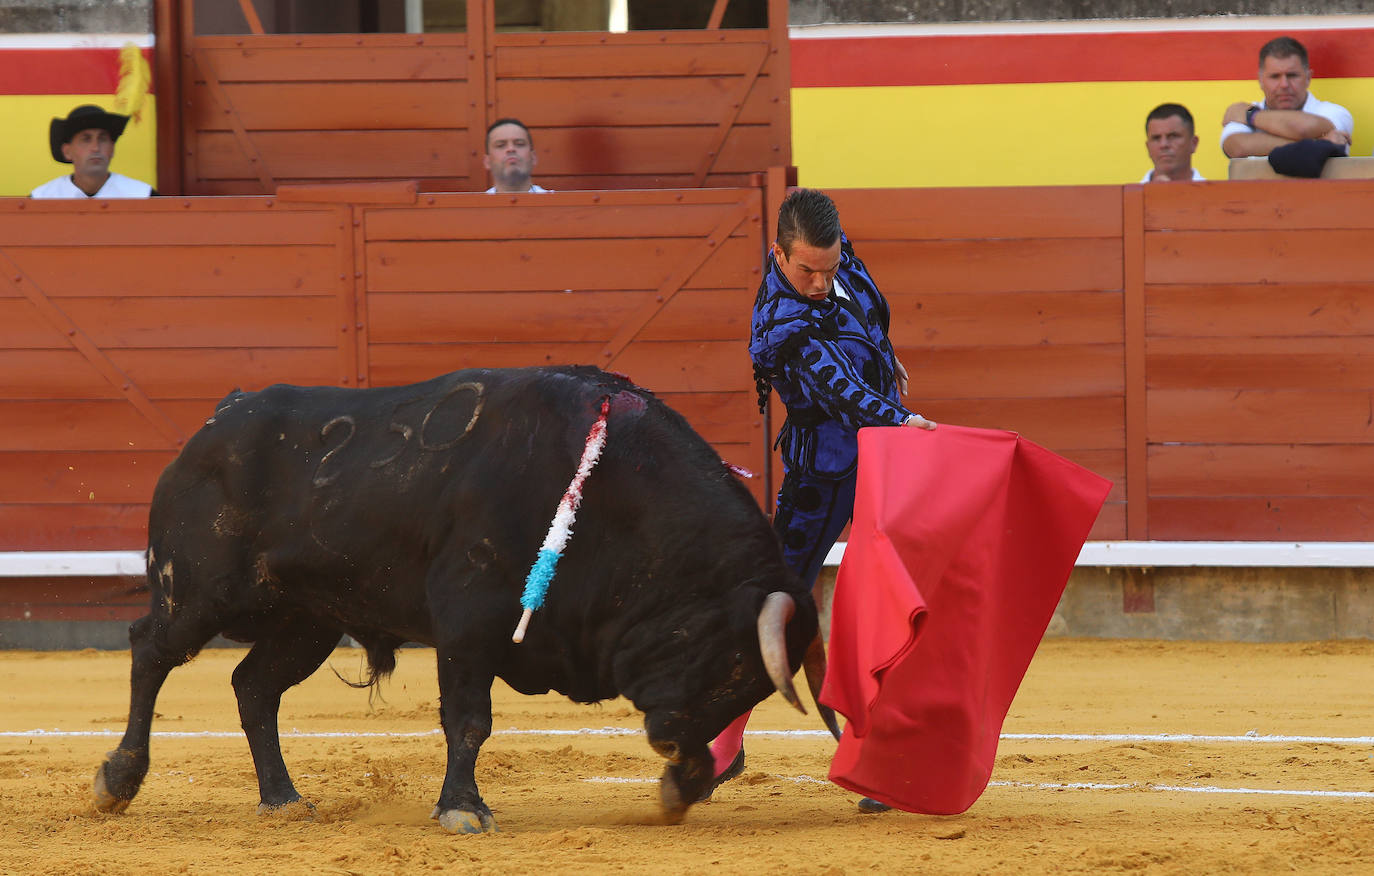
[2, 639, 1372, 874]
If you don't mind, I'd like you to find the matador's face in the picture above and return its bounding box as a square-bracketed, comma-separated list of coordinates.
[773, 238, 841, 301]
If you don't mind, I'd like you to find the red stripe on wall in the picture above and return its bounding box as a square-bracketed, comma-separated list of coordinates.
[0, 47, 155, 96]
[792, 28, 1374, 87]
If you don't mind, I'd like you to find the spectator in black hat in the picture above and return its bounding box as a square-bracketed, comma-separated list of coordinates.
[31, 104, 154, 199]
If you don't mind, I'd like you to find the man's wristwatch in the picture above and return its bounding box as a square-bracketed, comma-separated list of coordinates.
[1245, 104, 1261, 128]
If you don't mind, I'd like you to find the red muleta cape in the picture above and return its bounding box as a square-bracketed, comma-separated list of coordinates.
[820, 424, 1111, 814]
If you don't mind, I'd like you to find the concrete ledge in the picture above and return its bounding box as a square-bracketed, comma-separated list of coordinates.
[1228, 155, 1374, 180]
[0, 551, 145, 577]
[822, 541, 1374, 568]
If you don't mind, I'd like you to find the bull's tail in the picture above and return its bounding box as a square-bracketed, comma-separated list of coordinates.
[328, 635, 401, 702]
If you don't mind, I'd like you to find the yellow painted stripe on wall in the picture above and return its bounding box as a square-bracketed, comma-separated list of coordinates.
[794, 78, 1374, 188]
[2, 95, 157, 197]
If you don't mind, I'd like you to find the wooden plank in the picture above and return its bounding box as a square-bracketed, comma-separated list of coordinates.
[496, 40, 775, 77]
[367, 289, 752, 344]
[1148, 389, 1374, 443]
[519, 172, 760, 191]
[1143, 179, 1374, 231]
[1148, 497, 1374, 541]
[365, 200, 763, 242]
[190, 81, 469, 131]
[644, 391, 763, 446]
[1053, 448, 1125, 505]
[518, 125, 774, 176]
[1149, 444, 1374, 496]
[369, 340, 751, 394]
[1145, 229, 1374, 285]
[193, 130, 469, 180]
[1087, 502, 1126, 541]
[886, 290, 1123, 347]
[0, 297, 336, 349]
[0, 349, 339, 400]
[0, 582, 146, 617]
[1147, 283, 1374, 338]
[1147, 337, 1374, 390]
[368, 343, 605, 386]
[831, 186, 1123, 240]
[860, 238, 1123, 294]
[0, 451, 172, 503]
[0, 503, 149, 550]
[0, 400, 230, 451]
[900, 345, 1124, 398]
[495, 75, 776, 127]
[195, 130, 772, 184]
[364, 237, 755, 293]
[193, 177, 474, 195]
[0, 206, 344, 247]
[196, 43, 468, 81]
[497, 31, 770, 48]
[5, 246, 342, 296]
[0, 577, 147, 622]
[919, 396, 1123, 450]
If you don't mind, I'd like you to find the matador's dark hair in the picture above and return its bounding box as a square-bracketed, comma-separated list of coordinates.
[775, 188, 841, 257]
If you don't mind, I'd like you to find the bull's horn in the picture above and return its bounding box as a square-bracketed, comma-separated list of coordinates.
[803, 633, 843, 742]
[757, 591, 804, 714]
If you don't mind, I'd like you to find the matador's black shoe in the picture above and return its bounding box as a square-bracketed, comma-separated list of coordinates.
[695, 748, 746, 803]
[857, 796, 893, 813]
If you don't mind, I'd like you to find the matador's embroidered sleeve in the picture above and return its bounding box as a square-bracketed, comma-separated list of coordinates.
[777, 335, 911, 429]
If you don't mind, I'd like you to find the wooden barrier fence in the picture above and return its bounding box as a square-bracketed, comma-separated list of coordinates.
[3, 178, 1373, 576]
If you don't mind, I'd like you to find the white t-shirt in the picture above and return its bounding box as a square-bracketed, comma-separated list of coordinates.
[30, 172, 152, 199]
[1219, 93, 1354, 154]
[1141, 168, 1206, 182]
[485, 184, 551, 193]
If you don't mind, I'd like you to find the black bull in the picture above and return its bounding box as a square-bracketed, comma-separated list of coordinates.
[93, 366, 829, 832]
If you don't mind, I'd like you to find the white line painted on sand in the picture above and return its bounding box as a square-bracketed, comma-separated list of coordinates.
[7, 728, 1373, 745]
[581, 776, 1374, 800]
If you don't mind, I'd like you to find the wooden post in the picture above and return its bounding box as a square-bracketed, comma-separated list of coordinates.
[153, 0, 183, 196]
[1122, 184, 1148, 539]
[766, 0, 791, 171]
[466, 0, 494, 190]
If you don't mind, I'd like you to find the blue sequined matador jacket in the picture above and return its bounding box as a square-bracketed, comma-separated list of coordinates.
[749, 235, 913, 481]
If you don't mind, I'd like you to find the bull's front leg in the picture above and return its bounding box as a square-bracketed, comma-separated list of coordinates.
[646, 709, 715, 823]
[432, 647, 497, 834]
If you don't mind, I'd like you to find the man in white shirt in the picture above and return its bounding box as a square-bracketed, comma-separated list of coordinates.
[1142, 103, 1205, 182]
[483, 118, 552, 194]
[31, 104, 153, 199]
[1220, 36, 1353, 159]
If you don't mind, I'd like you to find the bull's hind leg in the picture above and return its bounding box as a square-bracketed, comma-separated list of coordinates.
[230, 616, 342, 814]
[94, 610, 223, 812]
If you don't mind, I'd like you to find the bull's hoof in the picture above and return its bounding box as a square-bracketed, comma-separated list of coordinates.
[92, 763, 131, 814]
[93, 748, 148, 813]
[257, 799, 316, 820]
[435, 807, 498, 834]
[658, 766, 689, 824]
